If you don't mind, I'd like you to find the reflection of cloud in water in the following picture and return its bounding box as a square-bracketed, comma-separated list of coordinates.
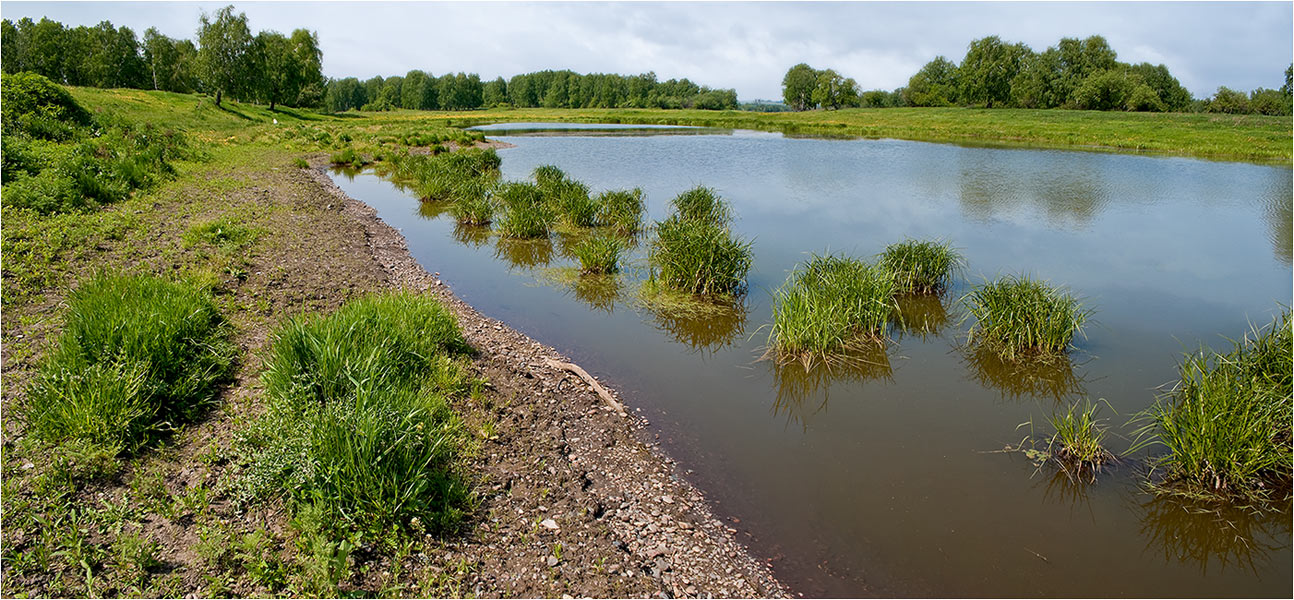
[643, 296, 747, 355]
[769, 344, 893, 427]
[494, 237, 554, 269]
[962, 344, 1086, 402]
[1136, 495, 1292, 577]
[956, 157, 1109, 229]
[452, 223, 492, 248]
[891, 294, 952, 340]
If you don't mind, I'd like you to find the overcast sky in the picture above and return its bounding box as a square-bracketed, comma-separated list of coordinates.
[4, 1, 1290, 101]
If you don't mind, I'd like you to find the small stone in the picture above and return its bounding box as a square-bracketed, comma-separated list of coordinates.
[685, 585, 698, 596]
[547, 556, 559, 567]
[21, 463, 34, 470]
[647, 544, 667, 558]
[540, 518, 559, 531]
[661, 495, 674, 504]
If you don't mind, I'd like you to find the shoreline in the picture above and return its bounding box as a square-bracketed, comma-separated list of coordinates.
[305, 158, 791, 598]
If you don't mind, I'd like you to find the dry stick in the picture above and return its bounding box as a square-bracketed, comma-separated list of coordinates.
[544, 358, 627, 417]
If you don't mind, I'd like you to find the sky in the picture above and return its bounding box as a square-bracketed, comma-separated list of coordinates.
[3, 1, 1291, 101]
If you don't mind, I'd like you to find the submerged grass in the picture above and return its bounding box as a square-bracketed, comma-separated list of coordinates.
[766, 253, 897, 368]
[1132, 309, 1292, 505]
[242, 292, 477, 538]
[878, 239, 963, 294]
[963, 275, 1090, 360]
[24, 272, 234, 460]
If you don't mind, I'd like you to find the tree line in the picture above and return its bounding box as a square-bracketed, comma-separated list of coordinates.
[324, 69, 738, 112]
[2, 8, 323, 110]
[784, 35, 1292, 115]
[1, 8, 737, 114]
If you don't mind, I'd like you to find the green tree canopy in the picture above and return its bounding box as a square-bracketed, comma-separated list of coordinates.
[782, 63, 818, 111]
[196, 5, 253, 106]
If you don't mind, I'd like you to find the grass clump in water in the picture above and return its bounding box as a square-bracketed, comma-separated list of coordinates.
[1043, 399, 1116, 483]
[241, 292, 476, 537]
[497, 202, 557, 239]
[648, 215, 753, 298]
[766, 253, 897, 368]
[1132, 310, 1292, 505]
[24, 272, 234, 460]
[531, 164, 566, 188]
[596, 188, 647, 235]
[670, 186, 732, 227]
[571, 234, 623, 274]
[963, 275, 1090, 360]
[878, 239, 963, 294]
[329, 147, 369, 169]
[549, 179, 599, 227]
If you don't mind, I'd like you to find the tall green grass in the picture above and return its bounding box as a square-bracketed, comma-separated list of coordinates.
[963, 275, 1090, 360]
[669, 186, 732, 226]
[1132, 310, 1292, 504]
[243, 293, 476, 536]
[1044, 399, 1115, 482]
[767, 254, 897, 368]
[497, 203, 557, 239]
[571, 234, 623, 274]
[24, 272, 234, 458]
[596, 188, 647, 234]
[648, 215, 753, 297]
[549, 179, 599, 227]
[879, 239, 963, 294]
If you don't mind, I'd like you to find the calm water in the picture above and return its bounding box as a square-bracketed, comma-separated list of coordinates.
[332, 126, 1292, 598]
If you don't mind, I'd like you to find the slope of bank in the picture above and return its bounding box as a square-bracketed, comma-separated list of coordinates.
[0, 139, 788, 597]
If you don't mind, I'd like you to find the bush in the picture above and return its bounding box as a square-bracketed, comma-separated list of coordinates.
[1, 72, 92, 139]
[24, 273, 234, 457]
[963, 275, 1090, 360]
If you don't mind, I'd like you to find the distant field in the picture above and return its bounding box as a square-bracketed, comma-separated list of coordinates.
[68, 87, 1291, 163]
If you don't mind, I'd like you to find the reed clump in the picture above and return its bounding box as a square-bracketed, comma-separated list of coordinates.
[24, 273, 234, 460]
[497, 202, 557, 239]
[879, 239, 963, 294]
[649, 215, 753, 297]
[1044, 399, 1115, 482]
[963, 275, 1090, 360]
[767, 254, 897, 368]
[1132, 310, 1292, 505]
[596, 188, 647, 235]
[241, 293, 475, 536]
[571, 234, 623, 274]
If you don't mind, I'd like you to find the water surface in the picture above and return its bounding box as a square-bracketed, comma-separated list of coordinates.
[331, 127, 1291, 597]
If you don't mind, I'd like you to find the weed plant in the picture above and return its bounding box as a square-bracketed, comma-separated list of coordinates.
[329, 148, 368, 169]
[532, 164, 566, 188]
[1132, 310, 1292, 504]
[596, 188, 647, 234]
[648, 215, 753, 297]
[494, 181, 545, 210]
[243, 293, 476, 537]
[1044, 399, 1115, 482]
[182, 218, 259, 250]
[963, 275, 1090, 360]
[767, 254, 897, 368]
[497, 203, 557, 239]
[24, 272, 234, 458]
[669, 186, 732, 227]
[572, 235, 623, 274]
[879, 239, 963, 294]
[549, 179, 599, 227]
[449, 194, 494, 226]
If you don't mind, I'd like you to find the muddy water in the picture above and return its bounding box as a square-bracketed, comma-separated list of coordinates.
[331, 125, 1292, 597]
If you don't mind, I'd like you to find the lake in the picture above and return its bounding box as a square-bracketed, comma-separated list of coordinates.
[330, 124, 1291, 597]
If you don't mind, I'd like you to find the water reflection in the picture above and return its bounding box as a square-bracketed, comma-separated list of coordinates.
[956, 156, 1109, 229]
[419, 199, 453, 220]
[329, 165, 363, 181]
[962, 345, 1087, 402]
[769, 344, 893, 427]
[642, 297, 747, 355]
[1263, 192, 1292, 266]
[569, 274, 623, 314]
[1137, 495, 1293, 576]
[891, 295, 953, 340]
[494, 237, 554, 269]
[451, 223, 492, 248]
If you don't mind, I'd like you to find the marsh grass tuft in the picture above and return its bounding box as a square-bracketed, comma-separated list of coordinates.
[571, 234, 623, 274]
[1043, 398, 1116, 482]
[878, 239, 963, 294]
[1131, 309, 1292, 505]
[242, 293, 476, 537]
[596, 188, 646, 235]
[670, 186, 732, 226]
[767, 254, 897, 369]
[24, 272, 234, 459]
[963, 275, 1090, 360]
[497, 202, 557, 239]
[649, 215, 753, 297]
